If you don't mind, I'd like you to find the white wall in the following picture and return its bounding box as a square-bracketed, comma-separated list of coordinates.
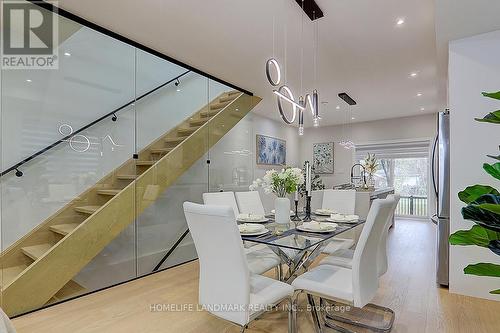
[449, 30, 500, 300]
[298, 114, 437, 187]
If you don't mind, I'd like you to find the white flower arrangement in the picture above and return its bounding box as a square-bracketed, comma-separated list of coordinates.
[250, 167, 304, 198]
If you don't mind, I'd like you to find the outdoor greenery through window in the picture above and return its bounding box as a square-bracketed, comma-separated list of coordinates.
[363, 157, 429, 217]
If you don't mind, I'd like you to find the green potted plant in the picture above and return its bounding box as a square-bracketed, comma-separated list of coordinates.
[449, 91, 500, 295]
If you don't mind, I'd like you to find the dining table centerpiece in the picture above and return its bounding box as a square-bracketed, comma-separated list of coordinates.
[250, 167, 304, 224]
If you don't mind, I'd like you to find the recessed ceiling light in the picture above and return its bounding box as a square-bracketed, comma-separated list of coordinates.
[336, 105, 340, 110]
[410, 72, 418, 77]
[396, 18, 405, 26]
[351, 117, 355, 120]
[176, 88, 181, 92]
[64, 52, 71, 57]
[26, 79, 32, 82]
[417, 93, 422, 97]
[420, 107, 425, 111]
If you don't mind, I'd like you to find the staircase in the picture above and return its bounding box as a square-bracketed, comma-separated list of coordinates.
[0, 91, 261, 316]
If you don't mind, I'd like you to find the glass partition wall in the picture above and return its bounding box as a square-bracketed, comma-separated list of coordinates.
[0, 1, 255, 317]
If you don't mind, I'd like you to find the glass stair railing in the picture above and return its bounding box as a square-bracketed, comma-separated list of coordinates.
[1, 0, 261, 317]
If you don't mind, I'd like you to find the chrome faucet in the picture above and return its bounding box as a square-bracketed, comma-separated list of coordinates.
[350, 163, 367, 187]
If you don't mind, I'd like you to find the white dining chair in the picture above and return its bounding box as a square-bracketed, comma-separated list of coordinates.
[321, 189, 357, 256]
[322, 189, 356, 214]
[183, 202, 294, 332]
[235, 191, 266, 216]
[291, 197, 396, 333]
[320, 194, 400, 277]
[203, 191, 240, 217]
[203, 192, 282, 277]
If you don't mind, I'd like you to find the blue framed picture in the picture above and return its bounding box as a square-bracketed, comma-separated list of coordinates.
[256, 134, 286, 166]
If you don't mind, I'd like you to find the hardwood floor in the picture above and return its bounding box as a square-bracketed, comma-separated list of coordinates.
[12, 219, 500, 333]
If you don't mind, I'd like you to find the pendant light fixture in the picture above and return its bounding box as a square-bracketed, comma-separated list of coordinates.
[265, 0, 322, 135]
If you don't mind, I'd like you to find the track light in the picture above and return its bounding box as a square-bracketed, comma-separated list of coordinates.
[111, 113, 117, 121]
[175, 79, 180, 86]
[15, 168, 23, 177]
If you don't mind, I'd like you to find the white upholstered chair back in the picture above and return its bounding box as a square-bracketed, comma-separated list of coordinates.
[235, 191, 266, 216]
[377, 194, 400, 276]
[322, 189, 356, 214]
[352, 197, 395, 307]
[202, 191, 240, 217]
[311, 190, 324, 212]
[183, 202, 250, 326]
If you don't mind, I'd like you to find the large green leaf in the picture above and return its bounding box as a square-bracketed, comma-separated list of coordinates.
[464, 263, 500, 277]
[462, 194, 500, 232]
[491, 289, 500, 295]
[458, 185, 499, 204]
[478, 203, 500, 215]
[484, 163, 500, 180]
[449, 225, 500, 247]
[475, 111, 500, 124]
[482, 91, 500, 100]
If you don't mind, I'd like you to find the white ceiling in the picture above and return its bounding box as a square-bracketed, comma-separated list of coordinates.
[52, 0, 500, 127]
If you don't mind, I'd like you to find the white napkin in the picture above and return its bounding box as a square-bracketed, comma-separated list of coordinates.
[301, 221, 336, 231]
[316, 208, 336, 214]
[239, 223, 265, 233]
[330, 214, 359, 221]
[237, 213, 265, 221]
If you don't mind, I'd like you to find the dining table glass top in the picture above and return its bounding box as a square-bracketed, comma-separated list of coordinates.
[240, 214, 365, 251]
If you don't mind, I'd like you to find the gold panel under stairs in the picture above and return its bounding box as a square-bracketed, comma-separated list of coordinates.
[0, 91, 261, 316]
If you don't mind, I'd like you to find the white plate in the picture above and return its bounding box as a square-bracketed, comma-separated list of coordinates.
[270, 210, 294, 216]
[240, 228, 269, 236]
[297, 222, 338, 233]
[237, 217, 269, 223]
[314, 209, 337, 216]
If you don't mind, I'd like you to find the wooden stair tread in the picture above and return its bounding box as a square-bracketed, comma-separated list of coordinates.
[49, 223, 80, 236]
[116, 174, 137, 180]
[177, 126, 199, 135]
[1, 265, 28, 287]
[53, 280, 85, 301]
[200, 109, 219, 118]
[219, 95, 236, 103]
[136, 160, 155, 166]
[21, 244, 53, 261]
[165, 136, 188, 143]
[74, 205, 101, 214]
[209, 101, 230, 110]
[96, 189, 121, 196]
[150, 147, 173, 154]
[189, 118, 207, 126]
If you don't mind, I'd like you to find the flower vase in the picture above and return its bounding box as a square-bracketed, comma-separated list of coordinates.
[275, 197, 291, 224]
[367, 173, 375, 188]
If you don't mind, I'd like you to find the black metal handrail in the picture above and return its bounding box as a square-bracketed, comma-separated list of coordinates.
[0, 70, 190, 177]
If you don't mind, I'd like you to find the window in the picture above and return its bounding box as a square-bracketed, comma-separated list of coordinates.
[356, 140, 430, 217]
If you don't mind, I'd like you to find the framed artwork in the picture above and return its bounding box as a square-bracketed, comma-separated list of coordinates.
[256, 134, 286, 166]
[313, 142, 334, 174]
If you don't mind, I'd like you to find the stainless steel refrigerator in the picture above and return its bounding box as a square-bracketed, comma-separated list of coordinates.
[431, 110, 450, 286]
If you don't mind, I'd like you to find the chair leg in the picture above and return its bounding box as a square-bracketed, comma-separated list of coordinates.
[324, 300, 395, 333]
[240, 324, 247, 333]
[288, 296, 297, 333]
[307, 294, 323, 333]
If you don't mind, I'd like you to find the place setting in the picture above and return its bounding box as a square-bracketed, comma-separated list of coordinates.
[238, 223, 270, 237]
[236, 213, 269, 223]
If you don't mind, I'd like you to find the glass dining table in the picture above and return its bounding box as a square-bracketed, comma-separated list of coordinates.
[240, 214, 365, 283]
